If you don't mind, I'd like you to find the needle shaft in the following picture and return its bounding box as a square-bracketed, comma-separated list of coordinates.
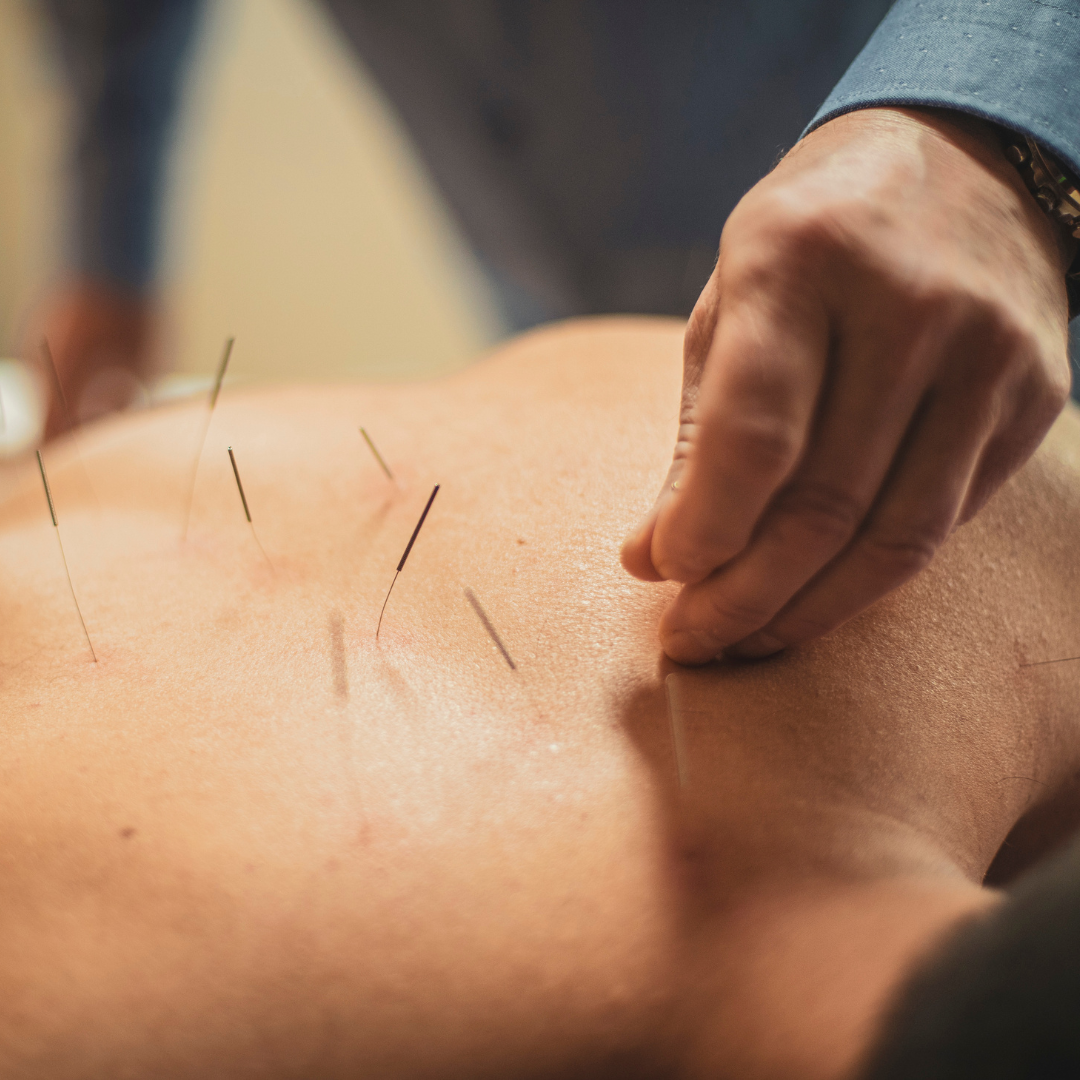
[36, 450, 96, 662]
[182, 336, 234, 541]
[227, 446, 273, 569]
[1020, 654, 1080, 668]
[360, 427, 395, 483]
[376, 484, 440, 638]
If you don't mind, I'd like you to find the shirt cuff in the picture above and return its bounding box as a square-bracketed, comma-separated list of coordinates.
[805, 0, 1080, 178]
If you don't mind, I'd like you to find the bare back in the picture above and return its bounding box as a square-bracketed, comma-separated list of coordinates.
[2, 318, 1080, 1079]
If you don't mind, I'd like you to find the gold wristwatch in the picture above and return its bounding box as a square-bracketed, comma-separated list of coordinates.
[999, 131, 1080, 318]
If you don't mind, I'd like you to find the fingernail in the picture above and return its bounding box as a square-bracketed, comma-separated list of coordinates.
[662, 629, 723, 666]
[727, 632, 785, 660]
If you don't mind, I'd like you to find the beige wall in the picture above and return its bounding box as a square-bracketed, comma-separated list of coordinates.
[0, 0, 66, 354]
[0, 0, 504, 384]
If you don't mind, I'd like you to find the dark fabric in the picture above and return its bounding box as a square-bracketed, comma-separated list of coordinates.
[320, 0, 893, 323]
[41, 0, 205, 290]
[40, 0, 1080, 337]
[810, 0, 1080, 179]
[862, 838, 1080, 1080]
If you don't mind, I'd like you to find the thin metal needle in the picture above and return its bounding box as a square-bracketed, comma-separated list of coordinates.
[359, 427, 395, 483]
[376, 483, 440, 639]
[227, 446, 273, 570]
[39, 337, 100, 510]
[181, 336, 234, 541]
[1020, 654, 1080, 668]
[463, 587, 516, 670]
[227, 446, 252, 521]
[36, 450, 96, 662]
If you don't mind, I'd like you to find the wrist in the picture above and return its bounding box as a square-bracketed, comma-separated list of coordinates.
[994, 130, 1080, 312]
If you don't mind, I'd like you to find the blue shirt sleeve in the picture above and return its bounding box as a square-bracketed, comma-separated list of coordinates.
[807, 0, 1080, 177]
[44, 0, 205, 291]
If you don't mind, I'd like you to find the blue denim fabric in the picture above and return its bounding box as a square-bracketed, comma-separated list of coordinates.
[44, 0, 1079, 313]
[42, 0, 205, 291]
[809, 0, 1080, 176]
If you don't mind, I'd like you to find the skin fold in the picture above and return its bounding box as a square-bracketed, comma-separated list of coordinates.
[0, 318, 1078, 1079]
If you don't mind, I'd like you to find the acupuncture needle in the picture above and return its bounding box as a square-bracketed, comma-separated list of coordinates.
[359, 427, 396, 484]
[39, 338, 101, 511]
[376, 484, 440, 639]
[36, 450, 96, 662]
[227, 447, 273, 570]
[181, 336, 234, 541]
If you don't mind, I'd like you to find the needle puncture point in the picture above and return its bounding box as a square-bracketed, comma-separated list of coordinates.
[360, 427, 395, 483]
[36, 450, 96, 663]
[1020, 654, 1080, 668]
[376, 484, 440, 639]
[227, 446, 273, 569]
[182, 336, 234, 541]
[464, 587, 516, 670]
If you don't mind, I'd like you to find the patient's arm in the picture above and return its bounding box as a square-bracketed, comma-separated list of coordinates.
[0, 318, 1078, 1079]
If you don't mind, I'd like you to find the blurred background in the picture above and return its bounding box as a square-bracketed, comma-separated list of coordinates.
[2, 0, 1075, 456]
[0, 0, 504, 399]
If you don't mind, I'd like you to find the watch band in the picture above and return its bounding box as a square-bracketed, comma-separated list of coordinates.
[999, 131, 1080, 319]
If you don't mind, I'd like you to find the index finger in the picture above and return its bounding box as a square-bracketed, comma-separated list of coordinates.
[649, 289, 829, 584]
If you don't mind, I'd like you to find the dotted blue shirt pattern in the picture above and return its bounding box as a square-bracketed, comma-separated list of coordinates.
[810, 0, 1080, 176]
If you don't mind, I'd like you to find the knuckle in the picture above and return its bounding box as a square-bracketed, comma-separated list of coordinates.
[973, 307, 1042, 378]
[906, 288, 1052, 381]
[716, 413, 802, 478]
[702, 589, 776, 632]
[859, 521, 945, 580]
[1045, 363, 1072, 410]
[773, 609, 837, 643]
[771, 481, 866, 548]
[653, 526, 737, 585]
[722, 205, 843, 286]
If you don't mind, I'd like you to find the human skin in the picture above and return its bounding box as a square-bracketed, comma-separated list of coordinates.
[0, 319, 1079, 1078]
[36, 110, 1070, 668]
[623, 107, 1074, 665]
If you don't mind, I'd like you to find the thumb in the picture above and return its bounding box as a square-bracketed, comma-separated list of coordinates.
[620, 271, 720, 582]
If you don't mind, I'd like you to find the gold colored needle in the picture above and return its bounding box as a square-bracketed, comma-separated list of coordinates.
[36, 450, 96, 662]
[182, 336, 234, 541]
[360, 427, 395, 483]
[227, 446, 273, 570]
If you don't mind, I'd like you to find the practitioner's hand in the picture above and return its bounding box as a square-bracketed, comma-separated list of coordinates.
[622, 107, 1073, 665]
[25, 280, 156, 441]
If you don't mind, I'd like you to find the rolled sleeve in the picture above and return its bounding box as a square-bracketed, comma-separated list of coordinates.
[806, 0, 1080, 177]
